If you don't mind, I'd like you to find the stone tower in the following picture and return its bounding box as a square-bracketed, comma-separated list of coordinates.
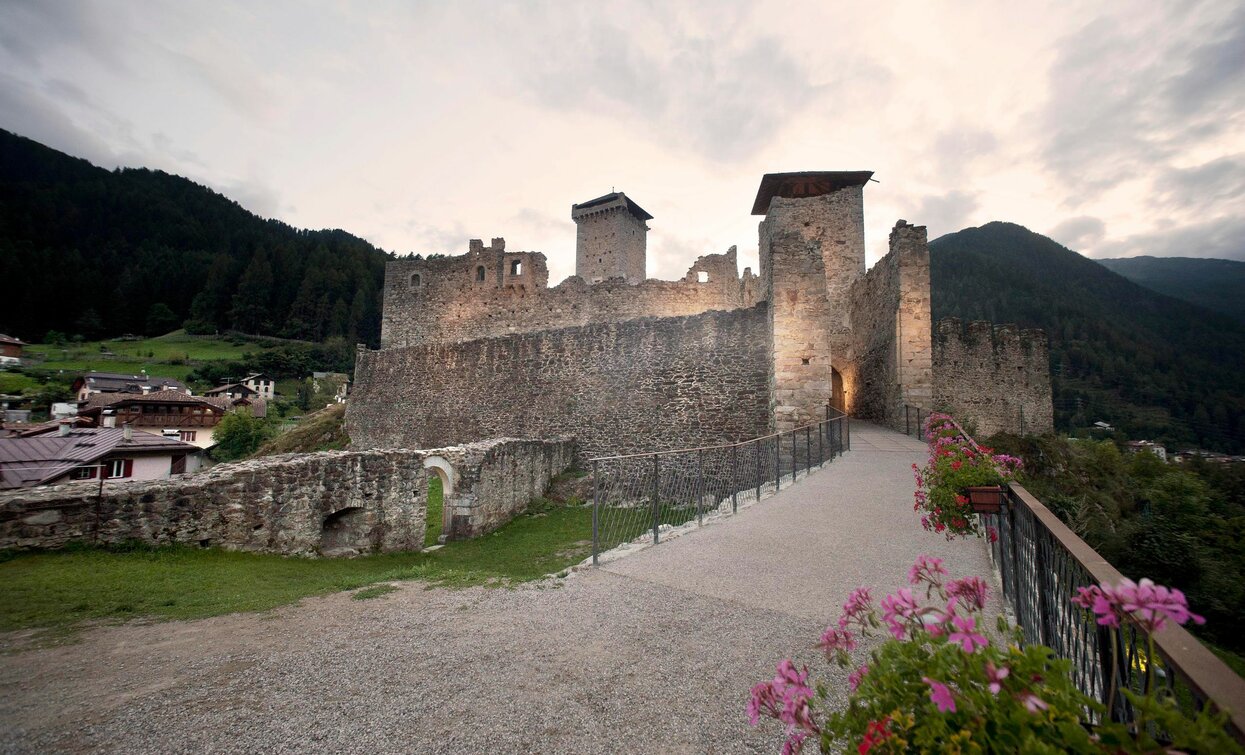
[572, 192, 652, 284]
[753, 171, 872, 431]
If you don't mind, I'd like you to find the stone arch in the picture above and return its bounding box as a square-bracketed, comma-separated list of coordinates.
[476, 265, 486, 282]
[423, 456, 456, 543]
[410, 272, 422, 287]
[831, 367, 847, 413]
[320, 506, 370, 556]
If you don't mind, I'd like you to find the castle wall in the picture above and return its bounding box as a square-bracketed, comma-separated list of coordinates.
[933, 318, 1054, 436]
[759, 198, 837, 431]
[847, 221, 935, 429]
[381, 241, 758, 349]
[0, 438, 574, 555]
[348, 305, 772, 461]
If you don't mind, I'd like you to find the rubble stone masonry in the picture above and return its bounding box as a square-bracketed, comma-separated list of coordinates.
[381, 239, 759, 349]
[0, 438, 573, 555]
[933, 318, 1054, 436]
[348, 305, 772, 461]
[848, 221, 934, 428]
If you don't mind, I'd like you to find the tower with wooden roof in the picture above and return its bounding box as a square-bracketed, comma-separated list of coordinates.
[571, 191, 652, 284]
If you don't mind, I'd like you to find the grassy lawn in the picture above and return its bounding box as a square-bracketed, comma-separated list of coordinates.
[0, 371, 43, 394]
[0, 497, 596, 636]
[19, 331, 281, 384]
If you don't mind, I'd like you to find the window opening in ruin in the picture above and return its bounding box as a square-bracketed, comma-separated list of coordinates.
[802, 357, 811, 365]
[476, 266, 485, 282]
[510, 260, 522, 276]
[411, 273, 422, 286]
[321, 506, 369, 556]
[697, 271, 709, 283]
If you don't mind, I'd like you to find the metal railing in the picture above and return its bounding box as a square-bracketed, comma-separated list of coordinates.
[941, 419, 1245, 741]
[589, 412, 849, 565]
[903, 404, 927, 440]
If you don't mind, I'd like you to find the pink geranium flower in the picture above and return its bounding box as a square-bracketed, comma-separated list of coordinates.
[949, 615, 989, 653]
[838, 587, 873, 630]
[818, 627, 856, 658]
[908, 555, 947, 586]
[848, 664, 869, 692]
[946, 576, 990, 611]
[985, 662, 1009, 695]
[880, 588, 919, 639]
[922, 677, 956, 712]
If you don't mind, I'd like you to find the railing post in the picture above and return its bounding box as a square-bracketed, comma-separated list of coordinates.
[731, 444, 738, 514]
[775, 433, 781, 491]
[905, 404, 910, 436]
[818, 420, 824, 466]
[651, 453, 660, 545]
[592, 459, 600, 566]
[755, 440, 762, 502]
[805, 425, 811, 475]
[1007, 497, 1027, 639]
[697, 447, 704, 526]
[845, 416, 851, 451]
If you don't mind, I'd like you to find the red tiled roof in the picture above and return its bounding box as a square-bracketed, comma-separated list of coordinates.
[0, 428, 198, 489]
[0, 334, 25, 346]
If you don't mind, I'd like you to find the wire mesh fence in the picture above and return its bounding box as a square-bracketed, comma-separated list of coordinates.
[980, 487, 1245, 742]
[590, 414, 848, 564]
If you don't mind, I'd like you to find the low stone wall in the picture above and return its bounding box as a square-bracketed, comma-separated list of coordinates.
[933, 318, 1054, 436]
[0, 437, 574, 556]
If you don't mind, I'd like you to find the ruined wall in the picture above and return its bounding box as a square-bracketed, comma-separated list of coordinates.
[0, 438, 573, 555]
[933, 319, 1054, 436]
[348, 305, 772, 460]
[848, 221, 934, 429]
[381, 240, 759, 349]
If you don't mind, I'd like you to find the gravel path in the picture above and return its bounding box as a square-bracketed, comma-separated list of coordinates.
[0, 423, 999, 754]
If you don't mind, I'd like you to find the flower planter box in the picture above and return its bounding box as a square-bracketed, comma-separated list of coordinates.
[964, 485, 1005, 514]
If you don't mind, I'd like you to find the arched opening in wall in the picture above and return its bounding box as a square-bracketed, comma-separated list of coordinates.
[422, 457, 455, 546]
[320, 507, 370, 557]
[411, 273, 422, 286]
[476, 265, 486, 282]
[830, 368, 847, 413]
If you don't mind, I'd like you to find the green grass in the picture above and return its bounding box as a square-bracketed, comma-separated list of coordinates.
[351, 584, 398, 600]
[425, 476, 444, 546]
[0, 371, 42, 395]
[19, 331, 283, 384]
[0, 500, 596, 635]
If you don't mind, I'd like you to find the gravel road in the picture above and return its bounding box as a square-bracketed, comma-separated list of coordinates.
[0, 424, 997, 754]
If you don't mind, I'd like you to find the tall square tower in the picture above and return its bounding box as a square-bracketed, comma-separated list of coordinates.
[572, 191, 652, 284]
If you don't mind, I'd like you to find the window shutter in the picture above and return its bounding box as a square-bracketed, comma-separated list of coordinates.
[123, 459, 133, 478]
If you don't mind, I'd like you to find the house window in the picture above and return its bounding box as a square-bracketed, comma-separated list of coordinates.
[510, 260, 522, 276]
[72, 465, 96, 480]
[476, 266, 486, 281]
[106, 459, 133, 479]
[179, 430, 197, 442]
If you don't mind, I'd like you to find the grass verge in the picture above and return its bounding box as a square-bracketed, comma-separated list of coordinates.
[0, 498, 595, 636]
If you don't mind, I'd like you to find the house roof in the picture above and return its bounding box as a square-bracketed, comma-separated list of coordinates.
[0, 334, 25, 346]
[750, 171, 875, 215]
[205, 382, 257, 396]
[73, 372, 188, 394]
[242, 373, 270, 382]
[571, 191, 653, 222]
[0, 428, 198, 489]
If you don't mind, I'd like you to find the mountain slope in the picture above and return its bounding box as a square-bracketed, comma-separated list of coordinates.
[0, 130, 388, 345]
[930, 222, 1245, 452]
[1099, 256, 1245, 323]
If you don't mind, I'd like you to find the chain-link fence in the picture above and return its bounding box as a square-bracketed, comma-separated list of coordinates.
[589, 413, 849, 564]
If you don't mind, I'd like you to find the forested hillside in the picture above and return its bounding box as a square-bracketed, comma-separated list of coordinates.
[0, 130, 388, 345]
[1099, 255, 1245, 323]
[930, 222, 1245, 453]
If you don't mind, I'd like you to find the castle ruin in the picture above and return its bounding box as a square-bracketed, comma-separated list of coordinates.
[348, 172, 1053, 458]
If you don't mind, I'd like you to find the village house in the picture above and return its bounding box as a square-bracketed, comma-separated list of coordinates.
[0, 424, 202, 490]
[0, 334, 24, 367]
[76, 390, 265, 449]
[242, 373, 275, 400]
[72, 371, 189, 402]
[204, 382, 259, 400]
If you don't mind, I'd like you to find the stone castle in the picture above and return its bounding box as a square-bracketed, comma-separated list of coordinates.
[348, 171, 1053, 458]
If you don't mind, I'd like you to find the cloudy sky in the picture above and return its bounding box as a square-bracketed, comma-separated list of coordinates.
[1, 0, 1242, 280]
